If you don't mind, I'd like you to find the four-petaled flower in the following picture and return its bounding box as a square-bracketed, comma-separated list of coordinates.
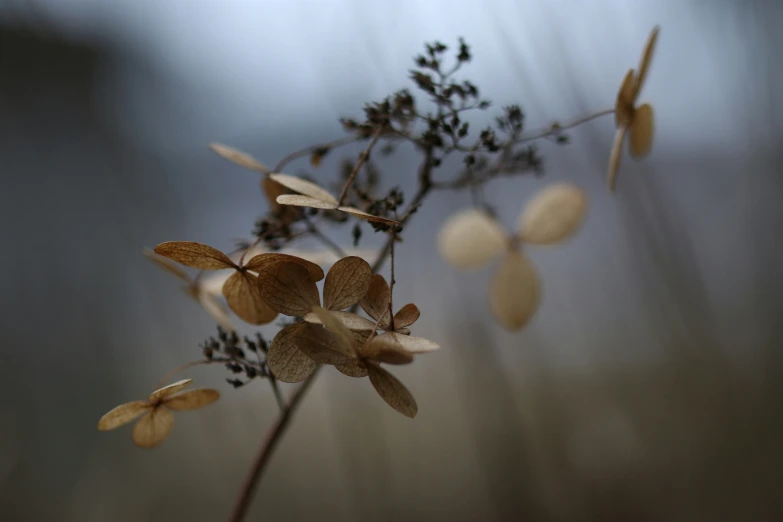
[97, 379, 220, 448]
[437, 183, 587, 331]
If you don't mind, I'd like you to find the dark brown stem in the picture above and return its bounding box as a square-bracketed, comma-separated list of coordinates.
[272, 136, 358, 173]
[337, 128, 383, 205]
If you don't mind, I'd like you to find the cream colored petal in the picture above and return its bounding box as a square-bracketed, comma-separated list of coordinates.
[489, 251, 541, 331]
[437, 209, 506, 269]
[143, 248, 190, 282]
[337, 206, 400, 225]
[607, 126, 628, 192]
[267, 323, 318, 383]
[360, 274, 391, 325]
[164, 389, 220, 411]
[153, 241, 237, 270]
[362, 335, 414, 365]
[269, 173, 338, 205]
[132, 408, 174, 449]
[258, 262, 321, 316]
[383, 332, 440, 354]
[634, 26, 660, 99]
[149, 379, 193, 401]
[615, 69, 636, 128]
[392, 303, 420, 329]
[296, 322, 358, 365]
[198, 292, 236, 332]
[97, 401, 151, 431]
[309, 307, 358, 356]
[244, 253, 325, 282]
[304, 310, 377, 331]
[335, 360, 369, 378]
[209, 143, 270, 173]
[628, 103, 655, 159]
[367, 365, 418, 418]
[518, 183, 588, 245]
[276, 194, 337, 209]
[222, 271, 278, 325]
[323, 256, 373, 311]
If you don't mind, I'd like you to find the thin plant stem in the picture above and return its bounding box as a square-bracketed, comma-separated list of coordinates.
[337, 128, 383, 205]
[517, 107, 615, 144]
[273, 136, 358, 173]
[268, 376, 285, 411]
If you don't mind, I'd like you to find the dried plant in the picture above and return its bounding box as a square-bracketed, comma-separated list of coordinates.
[97, 27, 662, 521]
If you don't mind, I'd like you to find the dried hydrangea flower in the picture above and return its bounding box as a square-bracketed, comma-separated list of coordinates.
[269, 173, 399, 225]
[438, 183, 587, 331]
[258, 257, 373, 382]
[154, 241, 323, 325]
[298, 308, 419, 418]
[97, 379, 219, 448]
[608, 26, 659, 191]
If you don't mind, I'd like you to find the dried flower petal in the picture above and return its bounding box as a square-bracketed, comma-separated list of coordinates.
[258, 262, 320, 316]
[97, 401, 150, 431]
[518, 183, 588, 245]
[335, 360, 369, 378]
[149, 379, 193, 401]
[362, 335, 414, 365]
[267, 323, 318, 383]
[437, 209, 507, 269]
[132, 408, 175, 449]
[269, 173, 338, 206]
[210, 143, 270, 173]
[323, 256, 373, 311]
[262, 176, 292, 213]
[615, 69, 636, 127]
[607, 127, 628, 192]
[393, 304, 420, 329]
[382, 332, 440, 354]
[164, 389, 220, 411]
[634, 26, 660, 99]
[276, 194, 337, 210]
[629, 103, 654, 159]
[223, 271, 278, 325]
[360, 274, 391, 325]
[304, 310, 377, 331]
[154, 242, 236, 270]
[244, 253, 325, 282]
[295, 322, 357, 365]
[489, 250, 541, 331]
[309, 307, 357, 355]
[337, 206, 399, 225]
[367, 364, 417, 418]
[143, 248, 189, 282]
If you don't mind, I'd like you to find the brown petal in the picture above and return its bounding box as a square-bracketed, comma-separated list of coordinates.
[323, 256, 373, 311]
[143, 248, 190, 282]
[154, 241, 236, 270]
[393, 303, 420, 328]
[615, 69, 636, 127]
[629, 103, 654, 159]
[360, 274, 391, 325]
[244, 253, 325, 282]
[97, 401, 151, 431]
[607, 126, 628, 192]
[164, 389, 220, 411]
[149, 379, 192, 401]
[383, 332, 440, 354]
[335, 360, 369, 378]
[262, 176, 290, 213]
[267, 323, 318, 383]
[269, 173, 338, 205]
[362, 335, 414, 365]
[489, 250, 541, 331]
[132, 407, 175, 449]
[518, 183, 588, 245]
[367, 364, 418, 418]
[437, 209, 507, 269]
[209, 143, 270, 173]
[258, 262, 321, 316]
[309, 307, 358, 356]
[223, 271, 278, 325]
[337, 206, 399, 225]
[276, 194, 337, 210]
[296, 322, 358, 365]
[304, 310, 377, 331]
[634, 26, 660, 99]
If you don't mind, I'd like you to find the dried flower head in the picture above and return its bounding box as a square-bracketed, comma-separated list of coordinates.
[97, 379, 220, 448]
[153, 241, 324, 325]
[608, 26, 659, 191]
[438, 183, 587, 330]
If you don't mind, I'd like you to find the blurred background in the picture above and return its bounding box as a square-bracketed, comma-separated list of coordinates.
[2, 0, 782, 520]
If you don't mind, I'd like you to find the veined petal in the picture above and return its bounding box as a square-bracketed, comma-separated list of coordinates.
[97, 401, 151, 431]
[258, 262, 321, 317]
[309, 307, 358, 356]
[222, 271, 278, 325]
[296, 322, 358, 366]
[132, 408, 174, 449]
[153, 242, 236, 270]
[267, 323, 318, 383]
[367, 365, 417, 418]
[360, 274, 391, 325]
[393, 303, 420, 329]
[164, 389, 220, 411]
[323, 256, 373, 311]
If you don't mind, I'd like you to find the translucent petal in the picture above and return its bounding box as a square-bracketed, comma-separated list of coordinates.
[337, 206, 399, 225]
[132, 408, 174, 449]
[257, 262, 321, 317]
[304, 310, 377, 331]
[367, 365, 417, 418]
[335, 360, 369, 378]
[209, 143, 270, 173]
[267, 323, 318, 383]
[269, 173, 338, 205]
[615, 69, 636, 127]
[244, 253, 325, 282]
[222, 271, 278, 325]
[360, 274, 391, 325]
[607, 127, 628, 192]
[629, 103, 655, 159]
[154, 242, 236, 270]
[149, 379, 192, 401]
[362, 335, 413, 365]
[518, 183, 588, 245]
[393, 304, 420, 329]
[295, 322, 358, 366]
[489, 251, 541, 331]
[437, 209, 506, 269]
[383, 332, 440, 354]
[309, 307, 357, 355]
[97, 401, 150, 431]
[276, 194, 337, 210]
[323, 256, 372, 311]
[634, 26, 660, 99]
[164, 389, 220, 411]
